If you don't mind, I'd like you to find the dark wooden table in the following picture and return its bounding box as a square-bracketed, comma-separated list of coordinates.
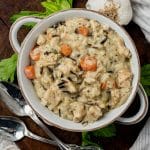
[0, 0, 150, 150]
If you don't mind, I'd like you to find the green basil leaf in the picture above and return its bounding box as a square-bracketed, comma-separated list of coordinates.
[141, 64, 150, 96]
[67, 0, 73, 6]
[0, 54, 18, 82]
[82, 132, 103, 149]
[41, 1, 61, 12]
[60, 0, 71, 9]
[10, 0, 73, 26]
[142, 85, 150, 96]
[141, 64, 150, 76]
[91, 124, 116, 137]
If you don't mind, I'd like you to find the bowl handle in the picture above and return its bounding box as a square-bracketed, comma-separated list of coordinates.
[9, 16, 42, 54]
[116, 83, 149, 125]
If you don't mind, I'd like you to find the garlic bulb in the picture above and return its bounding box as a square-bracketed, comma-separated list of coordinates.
[86, 0, 133, 25]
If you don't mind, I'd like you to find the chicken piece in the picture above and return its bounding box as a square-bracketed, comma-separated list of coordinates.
[57, 99, 73, 120]
[90, 19, 102, 33]
[86, 106, 102, 122]
[96, 100, 107, 109]
[53, 58, 78, 78]
[39, 53, 60, 67]
[30, 47, 41, 61]
[117, 87, 131, 106]
[44, 86, 62, 110]
[77, 95, 89, 103]
[81, 83, 101, 98]
[46, 27, 58, 41]
[66, 80, 77, 93]
[50, 37, 60, 48]
[100, 78, 116, 90]
[84, 76, 96, 84]
[109, 89, 120, 108]
[70, 102, 86, 122]
[33, 80, 46, 99]
[113, 62, 126, 72]
[40, 68, 53, 89]
[37, 34, 46, 45]
[100, 73, 116, 90]
[117, 68, 132, 88]
[34, 62, 43, 78]
[117, 38, 131, 58]
[96, 91, 110, 109]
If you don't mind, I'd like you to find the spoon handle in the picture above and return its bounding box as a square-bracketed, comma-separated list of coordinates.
[28, 109, 68, 150]
[24, 129, 57, 146]
[25, 130, 101, 150]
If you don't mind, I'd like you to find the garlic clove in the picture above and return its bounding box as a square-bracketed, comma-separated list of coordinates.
[86, 0, 106, 11]
[86, 0, 133, 25]
[115, 0, 133, 25]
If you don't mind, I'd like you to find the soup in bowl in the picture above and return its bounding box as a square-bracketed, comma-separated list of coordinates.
[9, 9, 148, 131]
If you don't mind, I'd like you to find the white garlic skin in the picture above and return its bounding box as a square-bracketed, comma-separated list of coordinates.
[86, 0, 133, 25]
[86, 0, 107, 11]
[116, 0, 133, 25]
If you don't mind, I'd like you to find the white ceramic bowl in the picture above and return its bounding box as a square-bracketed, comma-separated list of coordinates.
[9, 9, 148, 131]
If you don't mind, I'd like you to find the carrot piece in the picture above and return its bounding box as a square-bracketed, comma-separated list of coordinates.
[60, 44, 72, 56]
[80, 55, 97, 71]
[77, 26, 89, 36]
[30, 48, 40, 61]
[24, 65, 35, 79]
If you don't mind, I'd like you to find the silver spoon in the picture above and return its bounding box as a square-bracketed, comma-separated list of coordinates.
[0, 82, 101, 150]
[0, 116, 101, 150]
[0, 116, 57, 146]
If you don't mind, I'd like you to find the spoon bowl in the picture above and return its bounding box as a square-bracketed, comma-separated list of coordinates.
[0, 117, 24, 141]
[0, 82, 27, 116]
[0, 116, 26, 141]
[0, 116, 57, 145]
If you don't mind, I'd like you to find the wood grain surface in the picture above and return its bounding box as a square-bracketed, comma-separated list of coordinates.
[0, 0, 150, 150]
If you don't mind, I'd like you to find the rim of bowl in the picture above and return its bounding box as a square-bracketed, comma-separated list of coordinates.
[15, 8, 141, 132]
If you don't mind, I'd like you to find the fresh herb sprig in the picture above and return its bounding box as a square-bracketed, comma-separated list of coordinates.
[0, 54, 18, 82]
[10, 0, 73, 28]
[82, 124, 116, 149]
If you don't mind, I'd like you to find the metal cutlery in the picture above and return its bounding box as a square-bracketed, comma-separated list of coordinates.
[0, 81, 101, 150]
[0, 116, 57, 146]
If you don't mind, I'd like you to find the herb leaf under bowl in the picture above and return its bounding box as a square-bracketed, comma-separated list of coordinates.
[0, 53, 18, 82]
[82, 124, 116, 149]
[91, 124, 116, 138]
[141, 64, 150, 96]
